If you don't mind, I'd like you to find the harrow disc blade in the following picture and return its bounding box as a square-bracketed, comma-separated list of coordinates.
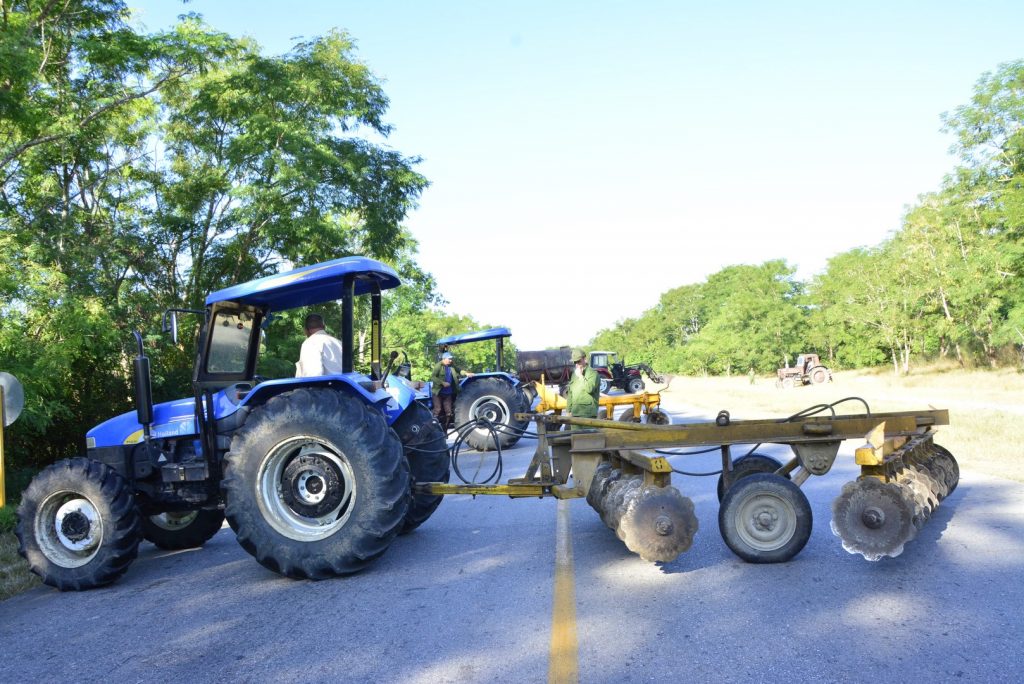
[930, 445, 960, 496]
[618, 485, 698, 562]
[830, 478, 916, 561]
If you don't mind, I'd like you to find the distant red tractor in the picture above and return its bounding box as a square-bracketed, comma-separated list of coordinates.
[777, 353, 832, 388]
[589, 351, 664, 394]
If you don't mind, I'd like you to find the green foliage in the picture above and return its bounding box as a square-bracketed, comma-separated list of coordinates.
[0, 507, 14, 534]
[592, 60, 1024, 377]
[0, 8, 433, 473]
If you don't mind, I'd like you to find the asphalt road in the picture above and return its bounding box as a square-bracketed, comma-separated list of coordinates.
[2, 401, 1023, 683]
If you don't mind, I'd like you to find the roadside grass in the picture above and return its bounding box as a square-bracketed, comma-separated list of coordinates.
[1, 509, 39, 601]
[658, 364, 1024, 483]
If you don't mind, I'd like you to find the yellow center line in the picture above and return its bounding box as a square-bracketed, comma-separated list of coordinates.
[548, 499, 579, 683]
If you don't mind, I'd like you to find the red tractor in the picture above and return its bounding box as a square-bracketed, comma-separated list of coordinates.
[589, 351, 664, 394]
[777, 353, 832, 388]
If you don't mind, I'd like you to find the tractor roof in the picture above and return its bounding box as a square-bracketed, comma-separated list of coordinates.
[205, 256, 400, 311]
[437, 327, 512, 346]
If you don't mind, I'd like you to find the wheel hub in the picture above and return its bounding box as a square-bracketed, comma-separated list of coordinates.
[54, 498, 100, 552]
[281, 454, 344, 518]
[753, 508, 779, 532]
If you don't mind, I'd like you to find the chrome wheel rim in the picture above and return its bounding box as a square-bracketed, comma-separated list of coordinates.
[257, 436, 356, 542]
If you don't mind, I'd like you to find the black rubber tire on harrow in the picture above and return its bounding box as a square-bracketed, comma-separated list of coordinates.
[142, 508, 226, 550]
[222, 388, 410, 579]
[626, 377, 645, 394]
[392, 401, 450, 534]
[716, 453, 788, 502]
[718, 473, 812, 563]
[618, 406, 640, 422]
[454, 378, 529, 451]
[16, 458, 142, 590]
[644, 408, 672, 425]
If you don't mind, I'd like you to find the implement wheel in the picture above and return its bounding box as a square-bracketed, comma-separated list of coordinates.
[16, 458, 142, 590]
[719, 474, 812, 563]
[223, 388, 410, 579]
[716, 453, 787, 502]
[392, 402, 450, 534]
[142, 509, 225, 550]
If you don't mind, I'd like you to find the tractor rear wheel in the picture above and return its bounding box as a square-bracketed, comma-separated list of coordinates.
[810, 367, 828, 384]
[717, 453, 787, 501]
[142, 509, 225, 550]
[454, 378, 528, 451]
[222, 388, 410, 579]
[16, 458, 142, 590]
[626, 377, 645, 394]
[392, 401, 450, 534]
[719, 473, 812, 563]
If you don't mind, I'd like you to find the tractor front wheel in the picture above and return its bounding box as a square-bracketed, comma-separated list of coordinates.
[142, 508, 226, 550]
[16, 458, 142, 590]
[223, 388, 410, 579]
[626, 377, 645, 394]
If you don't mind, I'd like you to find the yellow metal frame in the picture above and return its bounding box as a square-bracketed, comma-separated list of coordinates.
[531, 380, 662, 421]
[414, 408, 950, 505]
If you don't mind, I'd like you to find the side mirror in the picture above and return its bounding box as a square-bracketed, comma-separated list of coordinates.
[162, 310, 179, 345]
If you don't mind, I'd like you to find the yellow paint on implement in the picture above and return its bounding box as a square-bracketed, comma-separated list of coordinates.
[548, 499, 579, 683]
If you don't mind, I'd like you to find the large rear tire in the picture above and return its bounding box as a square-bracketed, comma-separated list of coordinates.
[810, 367, 828, 384]
[222, 388, 410, 579]
[142, 509, 226, 550]
[16, 458, 142, 590]
[454, 378, 529, 451]
[392, 402, 450, 534]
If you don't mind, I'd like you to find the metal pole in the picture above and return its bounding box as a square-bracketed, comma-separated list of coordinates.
[0, 385, 6, 509]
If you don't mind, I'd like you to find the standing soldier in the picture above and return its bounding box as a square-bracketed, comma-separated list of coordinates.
[566, 348, 600, 420]
[431, 351, 472, 430]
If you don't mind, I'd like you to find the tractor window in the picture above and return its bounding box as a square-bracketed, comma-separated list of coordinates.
[591, 353, 608, 368]
[208, 311, 255, 374]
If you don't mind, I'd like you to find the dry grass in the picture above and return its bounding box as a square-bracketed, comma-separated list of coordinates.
[1, 530, 39, 601]
[655, 365, 1024, 482]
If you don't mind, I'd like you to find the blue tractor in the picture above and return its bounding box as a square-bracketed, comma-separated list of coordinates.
[436, 327, 531, 451]
[16, 257, 449, 589]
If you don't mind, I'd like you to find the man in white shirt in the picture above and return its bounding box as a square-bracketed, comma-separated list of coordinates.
[295, 314, 345, 377]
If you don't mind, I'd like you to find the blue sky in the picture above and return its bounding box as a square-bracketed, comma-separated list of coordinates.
[132, 1, 1024, 349]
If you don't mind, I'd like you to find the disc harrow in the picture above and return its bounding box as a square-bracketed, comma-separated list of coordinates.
[414, 405, 956, 566]
[830, 431, 960, 560]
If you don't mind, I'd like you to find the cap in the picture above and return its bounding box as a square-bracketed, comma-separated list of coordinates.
[441, 352, 454, 360]
[571, 348, 586, 362]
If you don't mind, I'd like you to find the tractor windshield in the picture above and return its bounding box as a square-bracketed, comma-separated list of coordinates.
[208, 310, 257, 373]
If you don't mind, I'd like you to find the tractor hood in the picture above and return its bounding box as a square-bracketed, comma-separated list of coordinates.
[86, 397, 197, 448]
